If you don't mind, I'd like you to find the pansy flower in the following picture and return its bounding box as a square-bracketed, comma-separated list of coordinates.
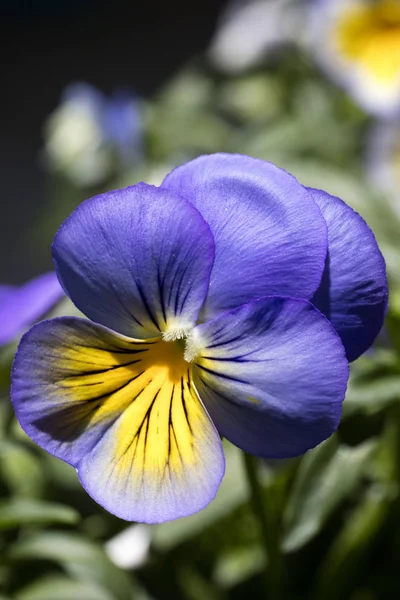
[0, 272, 63, 347]
[11, 154, 387, 523]
[310, 0, 400, 116]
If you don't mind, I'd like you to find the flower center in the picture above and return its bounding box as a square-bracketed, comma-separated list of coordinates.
[142, 338, 189, 383]
[334, 0, 400, 82]
[162, 322, 200, 363]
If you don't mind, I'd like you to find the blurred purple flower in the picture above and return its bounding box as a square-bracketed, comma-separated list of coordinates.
[102, 89, 143, 163]
[44, 83, 142, 187]
[0, 272, 64, 346]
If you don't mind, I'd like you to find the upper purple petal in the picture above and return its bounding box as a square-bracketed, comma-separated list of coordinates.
[0, 272, 64, 346]
[52, 183, 215, 339]
[162, 153, 328, 320]
[309, 188, 388, 362]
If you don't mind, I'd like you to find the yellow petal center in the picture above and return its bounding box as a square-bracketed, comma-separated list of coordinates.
[61, 336, 208, 477]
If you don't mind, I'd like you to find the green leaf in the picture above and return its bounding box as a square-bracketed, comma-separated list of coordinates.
[0, 345, 15, 392]
[217, 74, 283, 122]
[312, 486, 393, 600]
[0, 441, 45, 497]
[8, 532, 133, 600]
[157, 68, 214, 112]
[178, 566, 225, 600]
[283, 437, 377, 551]
[0, 499, 79, 530]
[14, 576, 114, 600]
[46, 296, 83, 319]
[213, 546, 265, 589]
[0, 396, 12, 440]
[41, 453, 81, 490]
[344, 376, 400, 417]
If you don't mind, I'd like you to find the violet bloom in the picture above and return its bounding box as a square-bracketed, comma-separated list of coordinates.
[11, 154, 387, 523]
[0, 272, 63, 347]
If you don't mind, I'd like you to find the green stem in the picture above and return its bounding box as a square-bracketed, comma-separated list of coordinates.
[243, 452, 284, 599]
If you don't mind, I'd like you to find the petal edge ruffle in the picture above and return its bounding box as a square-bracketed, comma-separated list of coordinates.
[309, 187, 388, 362]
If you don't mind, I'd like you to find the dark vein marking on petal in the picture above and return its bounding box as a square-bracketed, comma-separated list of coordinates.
[197, 376, 240, 408]
[173, 261, 192, 315]
[180, 376, 193, 434]
[157, 267, 167, 324]
[113, 384, 158, 468]
[63, 371, 146, 405]
[200, 355, 259, 363]
[62, 359, 142, 378]
[136, 280, 161, 331]
[83, 346, 149, 355]
[206, 334, 244, 349]
[167, 385, 174, 464]
[195, 363, 248, 384]
[178, 284, 193, 315]
[112, 286, 144, 328]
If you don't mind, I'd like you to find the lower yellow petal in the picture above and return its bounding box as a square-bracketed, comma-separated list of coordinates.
[12, 317, 225, 522]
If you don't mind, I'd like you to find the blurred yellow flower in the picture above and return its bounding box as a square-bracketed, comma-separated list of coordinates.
[310, 0, 400, 115]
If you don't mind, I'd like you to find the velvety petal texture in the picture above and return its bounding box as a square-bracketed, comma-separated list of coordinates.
[309, 188, 388, 362]
[11, 317, 225, 523]
[52, 183, 215, 340]
[190, 297, 349, 458]
[162, 153, 328, 320]
[0, 272, 64, 346]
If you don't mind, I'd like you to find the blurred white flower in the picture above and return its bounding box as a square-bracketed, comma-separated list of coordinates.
[44, 83, 142, 187]
[309, 0, 400, 116]
[208, 0, 300, 73]
[105, 524, 151, 570]
[366, 120, 400, 214]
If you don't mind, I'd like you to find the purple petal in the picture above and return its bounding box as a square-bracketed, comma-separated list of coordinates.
[52, 183, 215, 340]
[0, 273, 64, 346]
[309, 188, 388, 362]
[11, 317, 225, 523]
[191, 296, 349, 458]
[0, 285, 15, 304]
[162, 153, 327, 320]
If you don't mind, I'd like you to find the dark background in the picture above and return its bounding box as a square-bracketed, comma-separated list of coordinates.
[0, 0, 226, 282]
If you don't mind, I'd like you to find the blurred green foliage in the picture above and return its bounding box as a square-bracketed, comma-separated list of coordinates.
[3, 10, 400, 599]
